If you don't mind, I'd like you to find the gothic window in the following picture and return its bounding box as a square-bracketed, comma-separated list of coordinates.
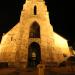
[34, 6, 37, 15]
[29, 22, 40, 38]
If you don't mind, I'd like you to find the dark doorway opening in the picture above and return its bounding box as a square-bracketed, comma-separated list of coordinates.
[28, 42, 41, 68]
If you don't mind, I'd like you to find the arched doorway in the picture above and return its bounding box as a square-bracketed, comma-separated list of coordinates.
[28, 42, 41, 68]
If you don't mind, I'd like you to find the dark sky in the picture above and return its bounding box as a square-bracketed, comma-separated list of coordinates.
[0, 0, 75, 48]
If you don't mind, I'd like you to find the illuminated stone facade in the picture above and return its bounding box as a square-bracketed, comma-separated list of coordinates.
[0, 0, 72, 67]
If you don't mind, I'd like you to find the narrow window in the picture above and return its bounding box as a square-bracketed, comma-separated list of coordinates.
[11, 37, 12, 41]
[34, 6, 37, 15]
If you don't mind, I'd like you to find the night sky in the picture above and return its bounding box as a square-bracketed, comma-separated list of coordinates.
[0, 0, 75, 49]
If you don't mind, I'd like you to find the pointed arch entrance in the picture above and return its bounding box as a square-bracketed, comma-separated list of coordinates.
[28, 42, 41, 68]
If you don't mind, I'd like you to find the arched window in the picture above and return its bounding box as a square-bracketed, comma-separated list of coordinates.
[34, 6, 37, 15]
[29, 22, 40, 38]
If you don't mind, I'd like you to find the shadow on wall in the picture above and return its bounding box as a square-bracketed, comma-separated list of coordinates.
[59, 56, 75, 67]
[0, 62, 8, 68]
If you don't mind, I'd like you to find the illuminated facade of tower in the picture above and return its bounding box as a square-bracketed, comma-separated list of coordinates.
[0, 0, 72, 68]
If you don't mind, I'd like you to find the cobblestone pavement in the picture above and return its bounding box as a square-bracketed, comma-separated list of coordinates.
[0, 67, 38, 75]
[0, 67, 75, 75]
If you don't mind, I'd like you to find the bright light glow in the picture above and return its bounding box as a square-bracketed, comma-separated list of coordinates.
[53, 32, 68, 48]
[53, 32, 71, 55]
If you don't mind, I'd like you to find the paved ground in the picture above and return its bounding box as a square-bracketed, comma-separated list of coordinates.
[0, 68, 16, 75]
[0, 67, 75, 75]
[0, 67, 38, 75]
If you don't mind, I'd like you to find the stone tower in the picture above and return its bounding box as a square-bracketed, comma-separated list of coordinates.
[0, 0, 72, 68]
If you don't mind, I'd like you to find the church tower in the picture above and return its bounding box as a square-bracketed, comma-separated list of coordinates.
[0, 0, 72, 68]
[19, 0, 54, 67]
